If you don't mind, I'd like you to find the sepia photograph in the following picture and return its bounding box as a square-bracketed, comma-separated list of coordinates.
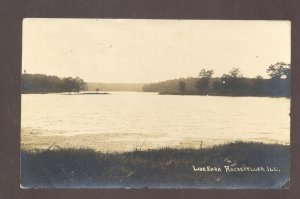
[20, 19, 290, 189]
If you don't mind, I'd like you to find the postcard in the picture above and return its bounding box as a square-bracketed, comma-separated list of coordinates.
[20, 19, 290, 189]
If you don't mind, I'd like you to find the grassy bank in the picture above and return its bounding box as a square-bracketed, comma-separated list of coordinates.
[21, 142, 289, 189]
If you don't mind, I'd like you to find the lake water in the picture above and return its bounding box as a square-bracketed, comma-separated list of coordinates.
[21, 92, 290, 151]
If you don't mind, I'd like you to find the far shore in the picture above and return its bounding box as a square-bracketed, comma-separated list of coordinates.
[22, 92, 110, 95]
[158, 91, 291, 98]
[21, 91, 290, 98]
[62, 92, 110, 95]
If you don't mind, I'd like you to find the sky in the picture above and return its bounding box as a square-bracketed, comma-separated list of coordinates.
[22, 19, 290, 83]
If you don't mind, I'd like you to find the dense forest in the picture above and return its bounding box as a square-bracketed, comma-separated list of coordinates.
[22, 74, 87, 94]
[143, 62, 291, 97]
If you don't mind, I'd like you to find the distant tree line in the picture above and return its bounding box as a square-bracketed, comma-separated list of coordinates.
[143, 62, 291, 97]
[22, 74, 87, 94]
[86, 82, 144, 92]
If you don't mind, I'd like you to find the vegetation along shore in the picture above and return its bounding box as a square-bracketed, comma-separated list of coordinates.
[21, 141, 289, 188]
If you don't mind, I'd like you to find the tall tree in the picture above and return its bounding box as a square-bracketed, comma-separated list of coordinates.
[199, 69, 214, 79]
[215, 67, 247, 96]
[266, 62, 290, 80]
[73, 77, 87, 93]
[63, 77, 75, 94]
[195, 69, 214, 95]
[266, 62, 291, 96]
[222, 67, 243, 78]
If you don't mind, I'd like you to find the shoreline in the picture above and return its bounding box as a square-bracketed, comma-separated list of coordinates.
[21, 141, 290, 188]
[21, 128, 290, 153]
[158, 92, 290, 98]
[21, 91, 290, 98]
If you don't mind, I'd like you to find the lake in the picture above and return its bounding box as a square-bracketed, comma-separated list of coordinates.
[21, 92, 290, 151]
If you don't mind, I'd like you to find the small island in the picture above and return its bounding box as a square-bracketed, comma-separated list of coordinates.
[22, 74, 111, 95]
[78, 92, 109, 95]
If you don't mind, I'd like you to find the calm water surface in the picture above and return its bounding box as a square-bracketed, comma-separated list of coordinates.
[21, 92, 290, 149]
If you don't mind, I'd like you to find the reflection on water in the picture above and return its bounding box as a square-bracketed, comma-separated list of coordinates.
[21, 92, 290, 151]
